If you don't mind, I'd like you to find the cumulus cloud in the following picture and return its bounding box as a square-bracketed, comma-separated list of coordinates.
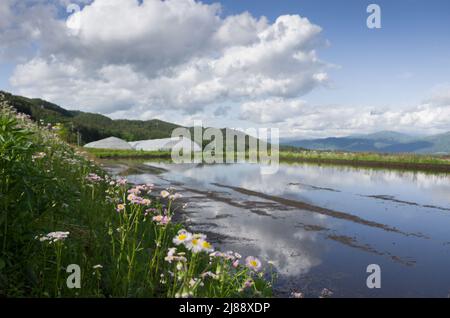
[7, 0, 329, 116]
[279, 102, 450, 138]
[240, 97, 306, 123]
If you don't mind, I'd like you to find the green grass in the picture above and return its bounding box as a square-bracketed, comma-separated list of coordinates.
[279, 150, 450, 167]
[84, 148, 172, 159]
[0, 100, 272, 297]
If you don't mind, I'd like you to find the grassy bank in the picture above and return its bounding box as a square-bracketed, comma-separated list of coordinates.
[0, 101, 272, 297]
[279, 150, 450, 172]
[85, 147, 450, 172]
[85, 148, 172, 159]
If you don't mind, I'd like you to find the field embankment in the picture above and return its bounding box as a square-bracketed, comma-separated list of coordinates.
[279, 150, 450, 173]
[84, 147, 450, 173]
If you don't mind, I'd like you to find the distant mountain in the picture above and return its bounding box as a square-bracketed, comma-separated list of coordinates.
[281, 130, 450, 154]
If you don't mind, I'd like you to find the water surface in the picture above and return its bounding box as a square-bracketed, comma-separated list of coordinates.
[103, 160, 450, 297]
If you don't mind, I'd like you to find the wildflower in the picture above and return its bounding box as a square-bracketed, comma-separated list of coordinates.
[142, 183, 154, 193]
[200, 240, 214, 253]
[32, 152, 46, 160]
[189, 278, 203, 288]
[127, 187, 141, 194]
[232, 259, 239, 268]
[291, 292, 304, 298]
[186, 236, 202, 253]
[245, 256, 262, 272]
[201, 271, 219, 280]
[116, 204, 125, 212]
[116, 177, 127, 186]
[86, 173, 103, 183]
[144, 208, 156, 216]
[223, 251, 237, 261]
[127, 193, 144, 204]
[127, 193, 137, 201]
[243, 279, 254, 289]
[169, 193, 182, 200]
[319, 288, 333, 298]
[173, 230, 192, 246]
[140, 198, 151, 206]
[36, 231, 69, 243]
[209, 251, 224, 258]
[165, 248, 177, 263]
[160, 190, 170, 198]
[153, 215, 171, 226]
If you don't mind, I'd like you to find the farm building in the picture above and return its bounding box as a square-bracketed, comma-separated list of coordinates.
[83, 136, 202, 152]
[83, 136, 133, 150]
[130, 137, 202, 152]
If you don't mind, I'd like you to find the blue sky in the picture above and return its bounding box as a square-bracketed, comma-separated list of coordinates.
[1, 0, 450, 137]
[204, 0, 450, 107]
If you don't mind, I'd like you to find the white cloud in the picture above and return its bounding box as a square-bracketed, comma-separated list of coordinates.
[426, 83, 450, 106]
[240, 98, 306, 123]
[235, 78, 450, 137]
[7, 0, 329, 116]
[279, 102, 450, 138]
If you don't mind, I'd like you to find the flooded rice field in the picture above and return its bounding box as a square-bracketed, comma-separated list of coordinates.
[103, 160, 450, 297]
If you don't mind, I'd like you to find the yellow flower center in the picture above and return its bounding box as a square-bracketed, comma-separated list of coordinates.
[179, 234, 187, 240]
[250, 260, 257, 267]
[202, 241, 211, 249]
[192, 238, 199, 245]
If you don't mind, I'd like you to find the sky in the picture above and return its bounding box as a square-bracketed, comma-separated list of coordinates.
[1, 0, 450, 138]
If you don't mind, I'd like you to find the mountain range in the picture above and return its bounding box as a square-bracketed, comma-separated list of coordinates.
[281, 131, 450, 154]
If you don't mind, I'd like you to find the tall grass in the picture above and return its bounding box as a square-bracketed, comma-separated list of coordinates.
[0, 99, 272, 297]
[279, 150, 450, 167]
[86, 148, 172, 159]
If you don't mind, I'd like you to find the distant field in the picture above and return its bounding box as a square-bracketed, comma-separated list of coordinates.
[279, 150, 450, 172]
[84, 148, 172, 159]
[84, 147, 450, 172]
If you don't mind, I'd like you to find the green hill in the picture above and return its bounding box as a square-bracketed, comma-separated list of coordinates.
[0, 91, 267, 152]
[0, 91, 181, 145]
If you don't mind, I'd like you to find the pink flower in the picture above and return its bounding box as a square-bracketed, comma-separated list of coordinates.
[116, 178, 127, 186]
[85, 173, 103, 183]
[153, 215, 171, 226]
[243, 279, 254, 289]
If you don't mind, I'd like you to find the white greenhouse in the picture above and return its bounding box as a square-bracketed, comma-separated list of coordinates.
[83, 137, 133, 150]
[129, 137, 202, 152]
[84, 136, 201, 152]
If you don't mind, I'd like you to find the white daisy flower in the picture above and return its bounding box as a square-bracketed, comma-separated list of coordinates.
[245, 256, 262, 272]
[172, 230, 192, 246]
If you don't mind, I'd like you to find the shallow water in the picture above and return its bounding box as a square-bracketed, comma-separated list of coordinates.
[103, 160, 450, 297]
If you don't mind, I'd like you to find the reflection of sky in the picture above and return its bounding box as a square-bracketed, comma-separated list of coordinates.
[117, 161, 450, 296]
[187, 199, 324, 277]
